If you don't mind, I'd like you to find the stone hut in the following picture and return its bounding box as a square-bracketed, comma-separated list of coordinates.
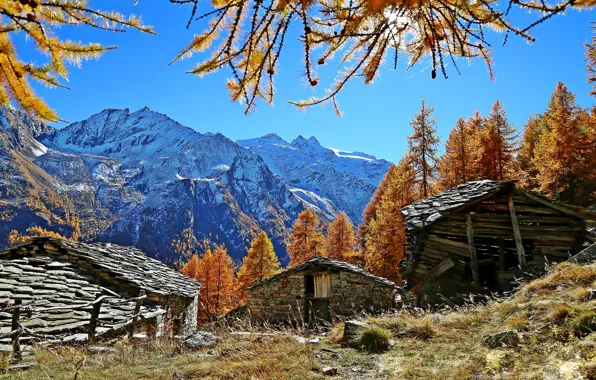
[246, 256, 397, 324]
[0, 238, 201, 351]
[400, 180, 596, 301]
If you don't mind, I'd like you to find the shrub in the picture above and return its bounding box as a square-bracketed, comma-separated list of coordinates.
[569, 311, 596, 337]
[548, 304, 573, 325]
[358, 326, 391, 353]
[401, 321, 435, 340]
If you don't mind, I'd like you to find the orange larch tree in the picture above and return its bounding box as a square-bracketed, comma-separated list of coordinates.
[286, 209, 327, 266]
[236, 231, 281, 303]
[518, 115, 547, 191]
[534, 82, 596, 206]
[180, 254, 201, 280]
[479, 101, 519, 180]
[439, 118, 481, 190]
[364, 158, 419, 283]
[358, 164, 397, 252]
[407, 100, 441, 198]
[325, 212, 356, 261]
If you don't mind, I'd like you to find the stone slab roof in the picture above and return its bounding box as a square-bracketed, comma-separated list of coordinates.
[401, 180, 516, 230]
[0, 255, 164, 351]
[249, 256, 396, 289]
[1, 238, 201, 298]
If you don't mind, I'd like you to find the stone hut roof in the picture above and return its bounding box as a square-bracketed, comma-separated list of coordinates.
[401, 180, 596, 231]
[248, 256, 396, 289]
[0, 255, 165, 351]
[0, 238, 201, 299]
[401, 180, 515, 231]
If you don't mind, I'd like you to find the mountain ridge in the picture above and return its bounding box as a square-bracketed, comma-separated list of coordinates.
[0, 107, 392, 263]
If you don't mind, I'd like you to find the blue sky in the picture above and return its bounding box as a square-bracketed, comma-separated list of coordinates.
[22, 1, 596, 163]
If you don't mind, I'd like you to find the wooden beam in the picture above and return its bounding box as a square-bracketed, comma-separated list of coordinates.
[88, 292, 104, 344]
[129, 289, 146, 339]
[508, 194, 527, 267]
[518, 190, 596, 221]
[466, 213, 480, 287]
[498, 238, 505, 271]
[423, 258, 455, 283]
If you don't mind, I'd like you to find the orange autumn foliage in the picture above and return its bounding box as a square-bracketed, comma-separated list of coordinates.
[478, 100, 518, 180]
[287, 210, 327, 266]
[325, 212, 356, 261]
[236, 231, 281, 303]
[533, 82, 596, 206]
[439, 117, 482, 190]
[180, 245, 236, 322]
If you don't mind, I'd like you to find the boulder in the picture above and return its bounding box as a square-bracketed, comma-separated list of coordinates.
[342, 320, 370, 346]
[183, 331, 218, 350]
[483, 330, 520, 348]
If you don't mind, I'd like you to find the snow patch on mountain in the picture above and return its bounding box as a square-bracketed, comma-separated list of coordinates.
[238, 134, 392, 223]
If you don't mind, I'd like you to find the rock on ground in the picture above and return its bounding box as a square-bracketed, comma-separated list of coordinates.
[183, 331, 218, 350]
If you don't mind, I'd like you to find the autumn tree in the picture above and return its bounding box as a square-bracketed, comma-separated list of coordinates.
[364, 158, 418, 283]
[171, 0, 589, 115]
[7, 225, 76, 245]
[325, 212, 356, 261]
[407, 100, 441, 198]
[0, 1, 152, 121]
[534, 82, 596, 205]
[358, 164, 398, 252]
[180, 254, 201, 280]
[439, 118, 481, 190]
[180, 245, 236, 322]
[236, 231, 281, 303]
[518, 115, 547, 191]
[287, 210, 327, 266]
[479, 101, 518, 180]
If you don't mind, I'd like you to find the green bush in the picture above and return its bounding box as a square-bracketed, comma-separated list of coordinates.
[358, 326, 392, 353]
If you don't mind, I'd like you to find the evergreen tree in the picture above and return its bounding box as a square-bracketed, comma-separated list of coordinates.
[325, 212, 356, 261]
[439, 118, 481, 189]
[479, 101, 518, 180]
[364, 158, 418, 283]
[534, 82, 596, 205]
[586, 23, 596, 97]
[236, 232, 281, 303]
[407, 99, 441, 198]
[287, 210, 327, 266]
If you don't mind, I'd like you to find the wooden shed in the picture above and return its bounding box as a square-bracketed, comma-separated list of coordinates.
[0, 238, 201, 352]
[400, 180, 596, 300]
[246, 256, 397, 325]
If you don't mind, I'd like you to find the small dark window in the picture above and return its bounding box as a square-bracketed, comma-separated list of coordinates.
[305, 274, 314, 297]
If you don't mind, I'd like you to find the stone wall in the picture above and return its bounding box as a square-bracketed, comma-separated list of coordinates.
[246, 270, 395, 323]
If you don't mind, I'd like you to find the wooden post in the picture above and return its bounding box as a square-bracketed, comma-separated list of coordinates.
[11, 299, 22, 364]
[498, 238, 505, 271]
[466, 213, 480, 287]
[507, 194, 527, 267]
[128, 290, 146, 339]
[88, 292, 104, 344]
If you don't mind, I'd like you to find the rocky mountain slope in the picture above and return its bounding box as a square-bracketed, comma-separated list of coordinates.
[0, 107, 391, 263]
[238, 134, 391, 223]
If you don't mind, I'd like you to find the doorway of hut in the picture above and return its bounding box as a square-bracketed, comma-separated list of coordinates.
[470, 236, 533, 292]
[304, 273, 331, 325]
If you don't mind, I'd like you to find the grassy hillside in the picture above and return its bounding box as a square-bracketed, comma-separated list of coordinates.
[6, 262, 596, 379]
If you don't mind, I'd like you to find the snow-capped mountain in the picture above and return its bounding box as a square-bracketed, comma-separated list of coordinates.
[0, 107, 391, 264]
[238, 134, 392, 223]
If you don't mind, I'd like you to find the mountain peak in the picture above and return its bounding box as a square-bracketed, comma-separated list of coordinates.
[262, 133, 283, 141]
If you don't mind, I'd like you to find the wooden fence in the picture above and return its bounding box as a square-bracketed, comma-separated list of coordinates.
[3, 290, 147, 364]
